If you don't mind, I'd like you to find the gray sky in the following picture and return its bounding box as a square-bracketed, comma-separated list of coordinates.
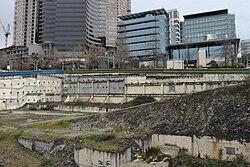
[0, 0, 250, 49]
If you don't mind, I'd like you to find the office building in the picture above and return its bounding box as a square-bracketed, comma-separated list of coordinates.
[167, 9, 239, 68]
[118, 9, 172, 58]
[117, 0, 131, 21]
[36, 0, 86, 51]
[13, 0, 37, 47]
[167, 9, 181, 44]
[182, 9, 236, 43]
[36, 0, 131, 51]
[240, 39, 250, 67]
[241, 40, 250, 55]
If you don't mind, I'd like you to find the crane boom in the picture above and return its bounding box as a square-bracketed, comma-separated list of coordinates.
[0, 18, 10, 48]
[0, 19, 7, 33]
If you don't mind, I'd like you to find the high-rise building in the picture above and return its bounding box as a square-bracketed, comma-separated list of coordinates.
[13, 0, 37, 47]
[167, 9, 239, 68]
[118, 9, 172, 58]
[167, 9, 181, 44]
[117, 0, 131, 21]
[35, 0, 131, 51]
[182, 9, 236, 43]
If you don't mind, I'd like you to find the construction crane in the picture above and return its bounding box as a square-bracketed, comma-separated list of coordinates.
[0, 18, 10, 48]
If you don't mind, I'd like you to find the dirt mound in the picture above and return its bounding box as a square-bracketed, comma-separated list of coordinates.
[73, 84, 250, 142]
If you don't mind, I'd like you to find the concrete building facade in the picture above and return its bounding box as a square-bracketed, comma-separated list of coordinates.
[117, 0, 131, 21]
[167, 9, 181, 44]
[0, 73, 247, 110]
[0, 75, 62, 110]
[14, 0, 37, 47]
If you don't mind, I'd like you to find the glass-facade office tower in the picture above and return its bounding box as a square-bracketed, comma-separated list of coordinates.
[241, 39, 250, 67]
[118, 9, 172, 58]
[183, 9, 236, 43]
[14, 0, 37, 47]
[241, 40, 250, 55]
[36, 0, 131, 51]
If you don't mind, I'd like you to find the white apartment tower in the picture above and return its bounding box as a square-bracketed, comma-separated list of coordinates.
[117, 0, 131, 19]
[167, 9, 181, 43]
[13, 0, 37, 47]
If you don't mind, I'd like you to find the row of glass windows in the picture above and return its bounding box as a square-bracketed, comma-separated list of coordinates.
[185, 22, 233, 29]
[120, 21, 161, 32]
[185, 15, 234, 24]
[131, 48, 165, 57]
[184, 34, 235, 40]
[185, 28, 235, 34]
[185, 32, 235, 38]
[128, 41, 161, 51]
[126, 35, 159, 44]
[171, 46, 224, 60]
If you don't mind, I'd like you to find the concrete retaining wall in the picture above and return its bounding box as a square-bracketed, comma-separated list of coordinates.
[74, 147, 132, 167]
[151, 134, 250, 162]
[54, 105, 120, 113]
[18, 137, 54, 154]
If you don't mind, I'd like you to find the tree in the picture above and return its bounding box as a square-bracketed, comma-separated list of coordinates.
[240, 42, 250, 67]
[114, 38, 131, 69]
[0, 52, 9, 70]
[220, 39, 237, 67]
[85, 45, 105, 69]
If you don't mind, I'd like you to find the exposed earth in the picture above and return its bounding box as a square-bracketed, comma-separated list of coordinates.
[0, 83, 249, 166]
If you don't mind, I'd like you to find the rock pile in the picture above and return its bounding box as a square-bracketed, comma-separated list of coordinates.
[73, 84, 250, 142]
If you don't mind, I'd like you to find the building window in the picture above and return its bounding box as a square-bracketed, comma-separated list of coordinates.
[225, 147, 235, 155]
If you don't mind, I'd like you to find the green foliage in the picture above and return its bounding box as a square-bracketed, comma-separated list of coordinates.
[41, 157, 54, 167]
[28, 103, 39, 110]
[65, 68, 250, 75]
[207, 60, 218, 68]
[64, 96, 156, 109]
[218, 149, 223, 162]
[139, 147, 166, 163]
[244, 76, 250, 85]
[125, 96, 156, 107]
[228, 154, 247, 167]
[171, 148, 247, 167]
[84, 133, 116, 142]
[0, 129, 24, 146]
[28, 120, 70, 129]
[0, 131, 6, 141]
[80, 133, 118, 152]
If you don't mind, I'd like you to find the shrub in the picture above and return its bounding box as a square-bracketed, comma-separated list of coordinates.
[41, 157, 54, 167]
[125, 96, 156, 107]
[244, 76, 250, 85]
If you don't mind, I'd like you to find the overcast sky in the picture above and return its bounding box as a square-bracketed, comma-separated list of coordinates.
[0, 0, 250, 49]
